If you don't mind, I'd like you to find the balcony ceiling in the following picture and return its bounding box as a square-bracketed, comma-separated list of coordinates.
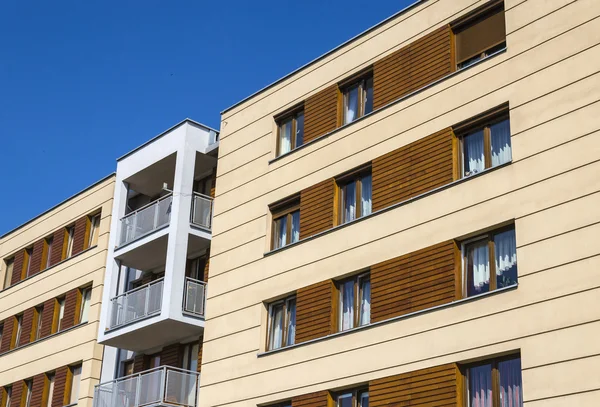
[116, 233, 168, 271]
[125, 153, 177, 197]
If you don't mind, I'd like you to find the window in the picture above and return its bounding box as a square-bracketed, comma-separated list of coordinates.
[454, 1, 506, 69]
[87, 214, 101, 248]
[464, 355, 522, 407]
[66, 364, 82, 405]
[78, 287, 92, 324]
[44, 373, 55, 407]
[64, 226, 75, 259]
[23, 380, 32, 407]
[186, 256, 207, 281]
[146, 354, 161, 369]
[13, 315, 23, 348]
[342, 74, 373, 125]
[0, 324, 3, 347]
[56, 298, 66, 332]
[3, 258, 13, 289]
[458, 113, 511, 178]
[277, 107, 304, 156]
[182, 342, 200, 371]
[338, 272, 371, 331]
[121, 360, 134, 378]
[267, 295, 296, 350]
[337, 168, 372, 225]
[1, 387, 11, 407]
[337, 389, 369, 407]
[271, 198, 300, 250]
[463, 226, 517, 297]
[24, 248, 33, 278]
[33, 305, 44, 341]
[41, 237, 53, 270]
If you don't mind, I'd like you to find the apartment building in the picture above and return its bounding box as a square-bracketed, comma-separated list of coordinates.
[203, 1, 600, 407]
[0, 175, 115, 407]
[93, 119, 218, 407]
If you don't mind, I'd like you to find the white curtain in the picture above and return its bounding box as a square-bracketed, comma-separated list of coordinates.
[494, 229, 517, 287]
[359, 279, 371, 326]
[491, 119, 512, 167]
[269, 304, 284, 349]
[361, 174, 372, 217]
[499, 358, 523, 407]
[343, 182, 356, 223]
[340, 280, 354, 330]
[463, 130, 485, 176]
[467, 241, 490, 296]
[279, 119, 292, 155]
[295, 112, 304, 147]
[276, 218, 287, 249]
[344, 86, 358, 124]
[291, 211, 300, 244]
[469, 364, 493, 407]
[286, 300, 296, 345]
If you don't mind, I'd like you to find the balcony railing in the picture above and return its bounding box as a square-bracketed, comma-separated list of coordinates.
[119, 193, 173, 246]
[109, 278, 164, 329]
[94, 366, 200, 407]
[190, 193, 213, 230]
[183, 278, 206, 317]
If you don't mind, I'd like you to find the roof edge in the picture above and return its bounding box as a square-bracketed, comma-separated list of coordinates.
[0, 173, 116, 239]
[220, 0, 426, 116]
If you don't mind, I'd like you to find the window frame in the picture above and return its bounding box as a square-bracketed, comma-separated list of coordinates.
[270, 197, 301, 250]
[87, 213, 101, 249]
[41, 237, 53, 271]
[23, 248, 33, 278]
[65, 364, 82, 406]
[182, 341, 200, 371]
[13, 314, 23, 349]
[1, 387, 11, 407]
[335, 388, 369, 407]
[340, 72, 374, 125]
[32, 305, 44, 341]
[276, 106, 305, 156]
[78, 286, 92, 324]
[462, 354, 522, 407]
[337, 271, 371, 331]
[461, 224, 517, 298]
[23, 379, 33, 407]
[336, 166, 372, 225]
[266, 295, 296, 351]
[63, 226, 75, 260]
[54, 297, 66, 333]
[43, 372, 55, 407]
[3, 257, 13, 289]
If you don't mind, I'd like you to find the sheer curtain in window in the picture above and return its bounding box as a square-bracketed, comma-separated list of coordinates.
[342, 182, 356, 223]
[359, 279, 371, 326]
[279, 119, 293, 155]
[467, 241, 490, 296]
[286, 300, 296, 346]
[269, 304, 284, 349]
[340, 280, 354, 330]
[491, 119, 512, 167]
[276, 218, 287, 249]
[344, 86, 359, 124]
[291, 211, 300, 244]
[499, 358, 523, 407]
[361, 174, 372, 217]
[494, 229, 517, 288]
[463, 130, 485, 176]
[468, 364, 493, 407]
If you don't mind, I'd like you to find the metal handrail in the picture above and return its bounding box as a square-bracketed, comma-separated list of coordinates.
[96, 365, 199, 386]
[109, 278, 164, 329]
[190, 193, 213, 230]
[183, 277, 207, 317]
[110, 277, 164, 302]
[120, 193, 173, 222]
[192, 191, 212, 200]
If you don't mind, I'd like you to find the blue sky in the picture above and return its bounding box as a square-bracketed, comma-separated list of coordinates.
[0, 0, 413, 235]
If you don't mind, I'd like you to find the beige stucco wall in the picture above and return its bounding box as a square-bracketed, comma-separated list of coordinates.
[204, 0, 600, 406]
[0, 175, 115, 407]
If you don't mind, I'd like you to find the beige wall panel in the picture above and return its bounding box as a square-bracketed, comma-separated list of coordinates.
[525, 390, 600, 406]
[212, 17, 600, 226]
[201, 327, 260, 364]
[208, 135, 600, 302]
[517, 192, 600, 246]
[201, 255, 600, 384]
[505, 0, 574, 34]
[522, 356, 600, 402]
[211, 217, 266, 256]
[216, 135, 270, 187]
[204, 304, 262, 341]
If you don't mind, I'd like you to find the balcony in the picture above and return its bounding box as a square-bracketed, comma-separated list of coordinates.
[183, 278, 206, 316]
[119, 194, 173, 247]
[190, 193, 213, 230]
[110, 279, 164, 329]
[94, 366, 200, 407]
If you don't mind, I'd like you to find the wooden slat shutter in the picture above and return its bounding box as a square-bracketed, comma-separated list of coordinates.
[455, 6, 505, 65]
[370, 364, 460, 407]
[72, 216, 88, 255]
[9, 381, 23, 407]
[0, 317, 14, 354]
[196, 337, 203, 372]
[295, 280, 336, 343]
[61, 289, 79, 331]
[371, 241, 459, 323]
[304, 85, 339, 143]
[373, 26, 453, 109]
[40, 298, 56, 339]
[161, 343, 181, 367]
[51, 366, 68, 407]
[29, 240, 44, 277]
[31, 373, 47, 407]
[299, 179, 335, 239]
[18, 308, 34, 347]
[292, 391, 332, 407]
[49, 229, 65, 266]
[372, 128, 454, 212]
[10, 250, 24, 286]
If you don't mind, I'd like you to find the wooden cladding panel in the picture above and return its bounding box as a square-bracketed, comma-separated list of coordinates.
[72, 216, 88, 256]
[210, 169, 217, 198]
[372, 128, 454, 212]
[11, 250, 24, 286]
[292, 391, 331, 407]
[0, 388, 9, 407]
[31, 373, 46, 407]
[370, 364, 459, 407]
[197, 337, 203, 372]
[29, 240, 44, 277]
[0, 317, 14, 353]
[133, 354, 145, 373]
[49, 229, 65, 266]
[9, 381, 23, 407]
[40, 298, 56, 339]
[61, 289, 79, 331]
[373, 26, 453, 110]
[295, 280, 335, 343]
[299, 179, 335, 239]
[51, 366, 68, 407]
[304, 85, 339, 143]
[371, 241, 458, 323]
[18, 308, 34, 347]
[161, 343, 181, 367]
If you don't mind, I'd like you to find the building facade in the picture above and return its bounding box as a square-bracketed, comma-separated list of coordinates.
[203, 2, 600, 407]
[0, 175, 115, 407]
[94, 119, 218, 407]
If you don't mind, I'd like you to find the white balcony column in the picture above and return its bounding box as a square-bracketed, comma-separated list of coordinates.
[161, 140, 196, 321]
